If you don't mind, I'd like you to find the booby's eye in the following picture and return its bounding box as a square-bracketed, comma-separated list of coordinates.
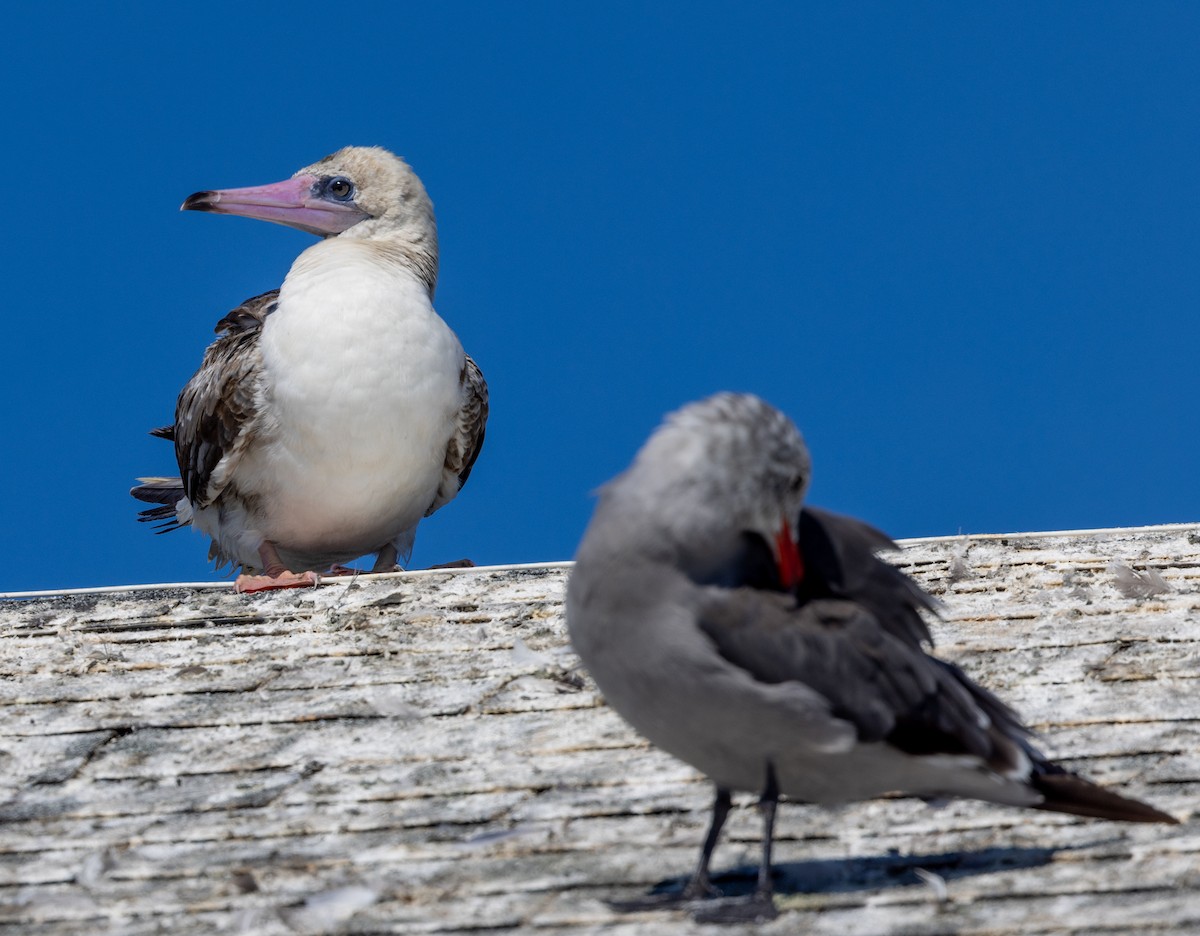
[326, 177, 355, 200]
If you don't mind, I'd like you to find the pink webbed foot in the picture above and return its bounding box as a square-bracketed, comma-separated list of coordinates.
[235, 541, 321, 593]
[234, 570, 320, 594]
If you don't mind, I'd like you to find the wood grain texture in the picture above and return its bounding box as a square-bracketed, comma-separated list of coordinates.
[2, 527, 1198, 934]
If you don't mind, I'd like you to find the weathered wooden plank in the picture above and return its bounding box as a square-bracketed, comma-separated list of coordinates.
[1, 528, 1197, 933]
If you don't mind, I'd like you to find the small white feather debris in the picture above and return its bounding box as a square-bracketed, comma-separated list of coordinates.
[278, 885, 378, 933]
[947, 538, 972, 582]
[1107, 561, 1172, 599]
[511, 636, 555, 668]
[76, 849, 117, 890]
[368, 686, 424, 720]
[913, 867, 949, 904]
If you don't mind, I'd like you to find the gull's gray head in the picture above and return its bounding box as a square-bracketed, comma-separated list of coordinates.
[598, 393, 812, 584]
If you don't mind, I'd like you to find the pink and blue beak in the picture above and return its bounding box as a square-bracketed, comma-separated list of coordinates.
[181, 174, 368, 237]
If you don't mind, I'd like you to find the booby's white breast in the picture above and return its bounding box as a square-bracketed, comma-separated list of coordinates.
[236, 238, 464, 556]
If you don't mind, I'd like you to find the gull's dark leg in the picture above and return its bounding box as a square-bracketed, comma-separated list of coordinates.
[607, 785, 732, 913]
[682, 786, 732, 899]
[689, 766, 780, 923]
[755, 763, 781, 902]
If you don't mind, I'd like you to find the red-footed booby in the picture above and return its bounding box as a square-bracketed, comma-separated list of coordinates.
[132, 147, 487, 593]
[566, 393, 1175, 923]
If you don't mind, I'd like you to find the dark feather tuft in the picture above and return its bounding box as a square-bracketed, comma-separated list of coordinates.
[1031, 765, 1177, 823]
[130, 479, 189, 533]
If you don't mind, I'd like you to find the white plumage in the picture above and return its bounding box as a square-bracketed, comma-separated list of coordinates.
[133, 147, 487, 592]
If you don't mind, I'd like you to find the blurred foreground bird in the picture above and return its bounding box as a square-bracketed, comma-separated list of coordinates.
[132, 147, 487, 593]
[567, 393, 1175, 921]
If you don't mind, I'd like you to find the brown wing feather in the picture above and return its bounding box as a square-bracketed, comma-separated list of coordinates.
[174, 292, 275, 506]
[213, 289, 278, 334]
[426, 354, 489, 516]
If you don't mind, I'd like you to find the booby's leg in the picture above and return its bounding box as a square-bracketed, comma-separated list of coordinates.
[682, 786, 732, 899]
[371, 544, 400, 573]
[369, 545, 473, 573]
[233, 542, 320, 594]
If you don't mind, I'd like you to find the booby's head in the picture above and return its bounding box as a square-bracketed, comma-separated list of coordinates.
[600, 393, 811, 589]
[181, 146, 436, 245]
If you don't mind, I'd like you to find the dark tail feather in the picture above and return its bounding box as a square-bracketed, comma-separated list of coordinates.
[149, 425, 175, 441]
[136, 505, 184, 532]
[1032, 768, 1177, 824]
[130, 478, 189, 533]
[131, 477, 184, 505]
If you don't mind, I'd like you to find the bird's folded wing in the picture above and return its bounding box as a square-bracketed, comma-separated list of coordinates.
[212, 289, 279, 335]
[427, 354, 489, 516]
[696, 589, 1025, 769]
[174, 294, 274, 507]
[798, 506, 942, 648]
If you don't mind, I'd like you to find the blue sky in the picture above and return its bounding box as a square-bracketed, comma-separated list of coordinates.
[4, 2, 1199, 591]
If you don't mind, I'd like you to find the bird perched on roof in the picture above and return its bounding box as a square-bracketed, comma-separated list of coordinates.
[132, 147, 487, 593]
[566, 393, 1175, 922]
